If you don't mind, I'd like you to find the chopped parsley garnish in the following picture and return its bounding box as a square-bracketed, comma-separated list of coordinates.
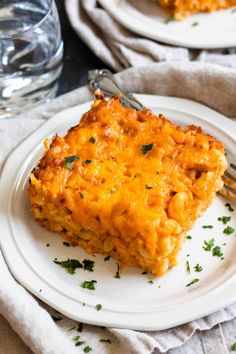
[85, 160, 92, 164]
[186, 261, 190, 274]
[202, 225, 213, 229]
[186, 278, 199, 287]
[114, 263, 120, 278]
[95, 304, 102, 311]
[77, 323, 83, 332]
[225, 203, 234, 212]
[68, 326, 75, 331]
[145, 184, 153, 190]
[46, 243, 50, 247]
[203, 238, 215, 251]
[64, 155, 79, 170]
[89, 137, 96, 144]
[63, 241, 70, 247]
[148, 280, 154, 284]
[194, 264, 203, 272]
[104, 255, 110, 261]
[53, 258, 83, 274]
[81, 280, 97, 290]
[218, 216, 231, 224]
[99, 339, 111, 344]
[140, 143, 153, 155]
[142, 271, 148, 275]
[76, 341, 85, 346]
[79, 192, 84, 199]
[84, 346, 92, 353]
[231, 342, 236, 351]
[82, 259, 94, 272]
[186, 235, 192, 239]
[212, 246, 223, 257]
[73, 335, 81, 342]
[223, 226, 235, 235]
[111, 188, 116, 193]
[191, 21, 199, 27]
[165, 15, 175, 23]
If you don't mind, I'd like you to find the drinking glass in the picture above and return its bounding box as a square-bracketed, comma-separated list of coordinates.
[0, 0, 63, 118]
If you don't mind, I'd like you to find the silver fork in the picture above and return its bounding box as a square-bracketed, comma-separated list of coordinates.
[88, 69, 236, 202]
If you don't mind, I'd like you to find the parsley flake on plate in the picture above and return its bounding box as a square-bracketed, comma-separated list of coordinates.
[142, 271, 148, 275]
[63, 241, 70, 247]
[191, 21, 199, 27]
[225, 203, 234, 212]
[84, 346, 92, 353]
[99, 339, 111, 344]
[85, 159, 92, 164]
[114, 263, 120, 279]
[186, 278, 199, 287]
[223, 226, 235, 235]
[95, 304, 102, 311]
[81, 280, 97, 290]
[202, 225, 213, 229]
[53, 258, 83, 274]
[148, 280, 154, 284]
[76, 341, 85, 346]
[64, 155, 79, 170]
[194, 264, 203, 272]
[82, 259, 94, 272]
[185, 261, 190, 274]
[140, 143, 153, 155]
[89, 137, 96, 144]
[203, 238, 215, 251]
[186, 235, 192, 240]
[104, 255, 110, 261]
[212, 246, 223, 257]
[231, 342, 236, 351]
[218, 216, 231, 224]
[73, 335, 80, 342]
[165, 15, 175, 23]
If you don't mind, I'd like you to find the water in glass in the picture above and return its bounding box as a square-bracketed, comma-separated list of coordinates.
[0, 0, 63, 118]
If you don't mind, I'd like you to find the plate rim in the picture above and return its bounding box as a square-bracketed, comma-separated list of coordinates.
[1, 94, 236, 331]
[98, 0, 236, 49]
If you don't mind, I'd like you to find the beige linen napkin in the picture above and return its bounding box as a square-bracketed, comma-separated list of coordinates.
[1, 62, 236, 354]
[65, 0, 236, 72]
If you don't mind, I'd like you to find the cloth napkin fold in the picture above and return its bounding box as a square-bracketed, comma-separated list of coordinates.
[65, 0, 236, 72]
[1, 62, 236, 354]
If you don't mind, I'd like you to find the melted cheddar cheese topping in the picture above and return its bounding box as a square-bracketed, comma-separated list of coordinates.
[158, 0, 236, 18]
[28, 95, 227, 276]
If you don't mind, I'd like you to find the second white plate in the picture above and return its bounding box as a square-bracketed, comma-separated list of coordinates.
[0, 95, 236, 331]
[98, 0, 236, 48]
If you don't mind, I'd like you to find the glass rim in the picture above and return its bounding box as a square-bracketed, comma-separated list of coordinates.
[0, 0, 53, 40]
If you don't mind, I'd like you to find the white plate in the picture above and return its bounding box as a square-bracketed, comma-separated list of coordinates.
[1, 95, 236, 331]
[98, 0, 236, 48]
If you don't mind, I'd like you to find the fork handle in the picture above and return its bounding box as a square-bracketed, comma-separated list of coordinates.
[88, 69, 144, 111]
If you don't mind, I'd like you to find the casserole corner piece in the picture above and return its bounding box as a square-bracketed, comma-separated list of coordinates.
[28, 94, 227, 277]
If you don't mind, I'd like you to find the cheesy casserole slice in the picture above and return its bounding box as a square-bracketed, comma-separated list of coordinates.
[28, 95, 227, 277]
[158, 0, 236, 19]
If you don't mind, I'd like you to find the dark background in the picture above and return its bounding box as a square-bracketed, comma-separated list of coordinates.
[55, 0, 105, 96]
